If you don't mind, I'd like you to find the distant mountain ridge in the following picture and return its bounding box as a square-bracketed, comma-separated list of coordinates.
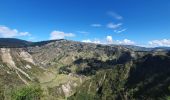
[0, 38, 31, 47]
[0, 38, 64, 48]
[111, 44, 170, 52]
[1, 38, 169, 52]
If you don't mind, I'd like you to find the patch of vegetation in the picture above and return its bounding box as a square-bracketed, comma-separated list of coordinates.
[69, 55, 170, 100]
[0, 84, 5, 100]
[68, 52, 132, 76]
[11, 85, 43, 100]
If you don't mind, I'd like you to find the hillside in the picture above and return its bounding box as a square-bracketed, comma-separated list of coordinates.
[69, 54, 170, 100]
[0, 38, 169, 100]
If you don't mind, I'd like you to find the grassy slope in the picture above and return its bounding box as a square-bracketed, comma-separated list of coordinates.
[69, 55, 170, 100]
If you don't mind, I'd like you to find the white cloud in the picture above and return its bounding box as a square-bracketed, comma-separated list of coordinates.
[117, 39, 135, 45]
[82, 39, 101, 44]
[107, 11, 123, 20]
[107, 23, 122, 29]
[77, 31, 89, 34]
[0, 25, 31, 38]
[82, 39, 91, 43]
[106, 36, 134, 45]
[93, 40, 101, 44]
[149, 39, 170, 47]
[91, 24, 102, 27]
[82, 36, 135, 45]
[106, 36, 113, 44]
[50, 30, 75, 40]
[114, 28, 127, 33]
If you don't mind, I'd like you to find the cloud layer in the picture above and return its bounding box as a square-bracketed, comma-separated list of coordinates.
[50, 30, 75, 40]
[106, 36, 113, 44]
[82, 39, 101, 44]
[90, 24, 102, 27]
[149, 39, 170, 47]
[114, 28, 127, 33]
[0, 25, 30, 38]
[117, 39, 135, 45]
[107, 11, 123, 20]
[107, 23, 122, 29]
[82, 36, 135, 45]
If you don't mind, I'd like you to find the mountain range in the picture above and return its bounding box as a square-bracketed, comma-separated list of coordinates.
[0, 38, 170, 100]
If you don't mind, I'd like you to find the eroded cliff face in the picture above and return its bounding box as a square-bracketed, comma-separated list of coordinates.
[0, 46, 85, 99]
[0, 48, 32, 84]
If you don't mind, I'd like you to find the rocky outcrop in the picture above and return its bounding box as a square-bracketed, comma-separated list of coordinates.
[1, 48, 15, 68]
[0, 48, 32, 84]
[19, 51, 35, 65]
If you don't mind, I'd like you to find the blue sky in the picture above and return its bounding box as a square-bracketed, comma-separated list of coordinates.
[0, 0, 170, 47]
